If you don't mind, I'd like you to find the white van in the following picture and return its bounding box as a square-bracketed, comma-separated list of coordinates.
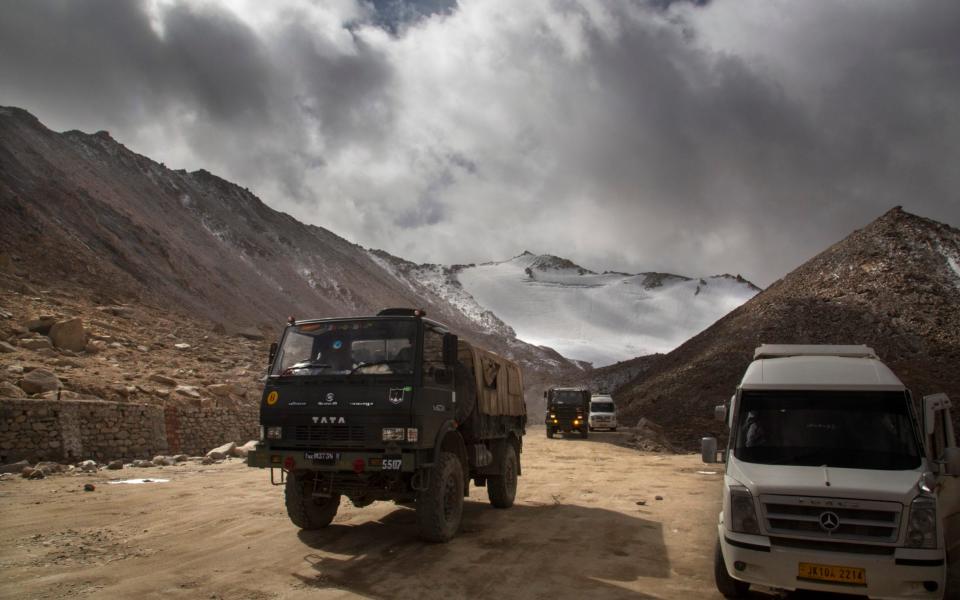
[589, 395, 618, 431]
[703, 344, 959, 599]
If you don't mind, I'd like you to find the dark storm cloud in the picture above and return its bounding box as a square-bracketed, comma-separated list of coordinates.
[0, 0, 957, 285]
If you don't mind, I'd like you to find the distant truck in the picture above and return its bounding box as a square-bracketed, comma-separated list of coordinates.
[589, 394, 618, 431]
[248, 308, 527, 542]
[545, 387, 590, 438]
[703, 344, 959, 599]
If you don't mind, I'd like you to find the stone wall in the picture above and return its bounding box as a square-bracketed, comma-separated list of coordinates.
[0, 398, 259, 463]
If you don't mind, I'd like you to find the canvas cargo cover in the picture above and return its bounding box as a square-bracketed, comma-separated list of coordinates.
[459, 342, 526, 417]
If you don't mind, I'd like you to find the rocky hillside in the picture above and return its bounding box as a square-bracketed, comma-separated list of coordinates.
[614, 207, 960, 448]
[0, 106, 584, 395]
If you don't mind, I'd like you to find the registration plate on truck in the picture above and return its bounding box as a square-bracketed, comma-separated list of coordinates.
[304, 451, 338, 464]
[798, 562, 866, 586]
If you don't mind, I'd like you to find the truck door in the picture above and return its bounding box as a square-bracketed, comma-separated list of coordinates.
[420, 325, 455, 444]
[924, 394, 960, 559]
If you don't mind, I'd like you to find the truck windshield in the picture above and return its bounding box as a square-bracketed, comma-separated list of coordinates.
[734, 391, 922, 470]
[553, 391, 584, 405]
[591, 402, 614, 413]
[271, 320, 416, 377]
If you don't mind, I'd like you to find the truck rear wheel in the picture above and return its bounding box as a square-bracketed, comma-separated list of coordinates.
[416, 451, 464, 543]
[285, 472, 340, 530]
[714, 538, 749, 598]
[487, 443, 518, 509]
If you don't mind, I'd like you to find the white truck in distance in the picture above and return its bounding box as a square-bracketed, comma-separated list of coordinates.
[704, 344, 960, 599]
[589, 394, 617, 431]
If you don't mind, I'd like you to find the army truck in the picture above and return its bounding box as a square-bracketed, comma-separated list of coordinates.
[247, 308, 527, 542]
[704, 344, 960, 599]
[545, 387, 590, 438]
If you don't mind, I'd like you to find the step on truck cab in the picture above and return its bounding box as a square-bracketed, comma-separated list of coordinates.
[589, 394, 618, 432]
[703, 344, 960, 599]
[545, 387, 590, 438]
[247, 308, 527, 542]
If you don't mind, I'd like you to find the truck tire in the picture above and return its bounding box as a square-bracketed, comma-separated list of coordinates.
[416, 451, 464, 543]
[546, 427, 553, 438]
[487, 443, 518, 509]
[714, 538, 749, 598]
[285, 472, 340, 530]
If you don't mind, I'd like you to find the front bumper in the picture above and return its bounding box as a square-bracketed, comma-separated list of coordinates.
[718, 527, 946, 599]
[248, 446, 417, 473]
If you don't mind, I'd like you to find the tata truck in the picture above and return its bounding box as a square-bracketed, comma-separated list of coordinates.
[247, 308, 527, 542]
[703, 344, 960, 599]
[589, 394, 618, 432]
[545, 387, 590, 438]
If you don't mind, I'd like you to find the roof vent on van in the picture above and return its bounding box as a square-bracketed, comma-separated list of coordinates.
[754, 344, 877, 360]
[377, 308, 426, 317]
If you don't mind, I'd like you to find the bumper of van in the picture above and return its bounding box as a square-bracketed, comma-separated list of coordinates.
[718, 527, 946, 599]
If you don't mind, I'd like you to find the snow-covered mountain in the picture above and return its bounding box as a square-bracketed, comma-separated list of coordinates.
[455, 252, 761, 366]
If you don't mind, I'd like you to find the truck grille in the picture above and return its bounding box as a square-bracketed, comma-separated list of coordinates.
[760, 495, 901, 543]
[292, 424, 366, 447]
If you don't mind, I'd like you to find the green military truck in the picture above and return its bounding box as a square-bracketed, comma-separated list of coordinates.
[248, 308, 527, 542]
[544, 387, 590, 438]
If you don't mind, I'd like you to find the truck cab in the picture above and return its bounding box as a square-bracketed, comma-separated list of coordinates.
[248, 309, 527, 542]
[589, 394, 618, 431]
[545, 387, 590, 438]
[704, 344, 960, 599]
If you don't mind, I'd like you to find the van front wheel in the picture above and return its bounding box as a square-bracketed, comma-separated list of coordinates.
[714, 538, 749, 598]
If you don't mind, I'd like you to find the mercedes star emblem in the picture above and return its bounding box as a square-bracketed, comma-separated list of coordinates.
[819, 511, 840, 532]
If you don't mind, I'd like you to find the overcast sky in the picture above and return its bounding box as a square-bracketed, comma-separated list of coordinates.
[2, 0, 958, 286]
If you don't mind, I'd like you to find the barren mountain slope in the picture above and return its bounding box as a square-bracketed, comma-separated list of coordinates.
[0, 107, 582, 389]
[614, 207, 960, 448]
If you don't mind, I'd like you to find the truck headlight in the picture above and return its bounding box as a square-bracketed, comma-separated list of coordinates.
[266, 426, 283, 440]
[906, 496, 937, 549]
[729, 486, 761, 535]
[382, 427, 405, 441]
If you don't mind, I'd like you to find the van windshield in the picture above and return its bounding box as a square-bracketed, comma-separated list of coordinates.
[591, 402, 614, 413]
[734, 391, 922, 470]
[271, 320, 416, 377]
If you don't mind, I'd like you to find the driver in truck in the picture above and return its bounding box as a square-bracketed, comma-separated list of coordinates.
[703, 344, 959, 600]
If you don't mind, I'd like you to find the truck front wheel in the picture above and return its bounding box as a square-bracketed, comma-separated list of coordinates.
[416, 451, 464, 543]
[546, 427, 553, 438]
[487, 443, 518, 508]
[714, 538, 749, 598]
[285, 472, 340, 530]
[580, 427, 589, 439]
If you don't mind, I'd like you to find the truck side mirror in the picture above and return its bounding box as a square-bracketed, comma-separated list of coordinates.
[442, 333, 458, 366]
[701, 437, 719, 464]
[714, 405, 727, 422]
[941, 447, 960, 476]
[268, 342, 278, 367]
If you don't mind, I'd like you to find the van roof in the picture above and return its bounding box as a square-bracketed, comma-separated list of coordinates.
[741, 354, 905, 391]
[753, 344, 877, 360]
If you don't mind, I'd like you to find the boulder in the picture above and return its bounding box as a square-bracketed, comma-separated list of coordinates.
[131, 459, 153, 468]
[22, 467, 45, 479]
[206, 384, 231, 397]
[0, 460, 29, 474]
[174, 385, 200, 398]
[152, 455, 176, 466]
[107, 460, 124, 470]
[232, 440, 259, 458]
[207, 442, 236, 458]
[20, 369, 61, 394]
[49, 318, 87, 352]
[77, 460, 98, 473]
[19, 337, 52, 351]
[32, 461, 64, 476]
[149, 373, 177, 386]
[0, 340, 16, 353]
[172, 454, 189, 463]
[0, 381, 26, 398]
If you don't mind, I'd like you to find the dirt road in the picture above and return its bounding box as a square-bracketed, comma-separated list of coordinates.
[1, 431, 729, 600]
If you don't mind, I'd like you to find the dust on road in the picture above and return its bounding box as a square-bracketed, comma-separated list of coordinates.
[0, 431, 727, 600]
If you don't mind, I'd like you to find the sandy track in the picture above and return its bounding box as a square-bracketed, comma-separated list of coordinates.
[0, 432, 730, 600]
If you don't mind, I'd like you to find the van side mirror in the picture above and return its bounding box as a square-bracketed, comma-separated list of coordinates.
[268, 342, 278, 367]
[714, 405, 727, 422]
[442, 333, 458, 366]
[941, 447, 960, 476]
[701, 437, 719, 464]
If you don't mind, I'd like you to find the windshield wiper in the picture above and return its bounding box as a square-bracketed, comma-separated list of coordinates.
[283, 361, 333, 374]
[349, 359, 407, 374]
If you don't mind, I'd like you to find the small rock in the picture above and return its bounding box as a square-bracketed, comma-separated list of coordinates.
[636, 500, 647, 506]
[207, 384, 231, 397]
[0, 460, 29, 474]
[136, 345, 150, 353]
[20, 369, 62, 394]
[96, 306, 133, 317]
[152, 455, 175, 466]
[107, 460, 123, 470]
[0, 340, 16, 353]
[83, 483, 96, 492]
[172, 454, 189, 462]
[655, 495, 664, 501]
[0, 381, 27, 398]
[19, 337, 53, 351]
[34, 461, 64, 474]
[149, 373, 177, 386]
[205, 451, 227, 462]
[201, 456, 218, 465]
[207, 442, 236, 458]
[77, 460, 98, 473]
[23, 467, 45, 479]
[175, 385, 200, 398]
[174, 343, 191, 350]
[132, 460, 153, 468]
[84, 340, 106, 355]
[24, 317, 56, 335]
[49, 318, 87, 352]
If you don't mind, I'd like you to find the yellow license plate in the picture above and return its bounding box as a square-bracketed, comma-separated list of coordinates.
[798, 562, 866, 586]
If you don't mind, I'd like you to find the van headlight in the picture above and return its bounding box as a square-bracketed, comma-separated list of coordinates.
[906, 496, 937, 549]
[729, 486, 761, 535]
